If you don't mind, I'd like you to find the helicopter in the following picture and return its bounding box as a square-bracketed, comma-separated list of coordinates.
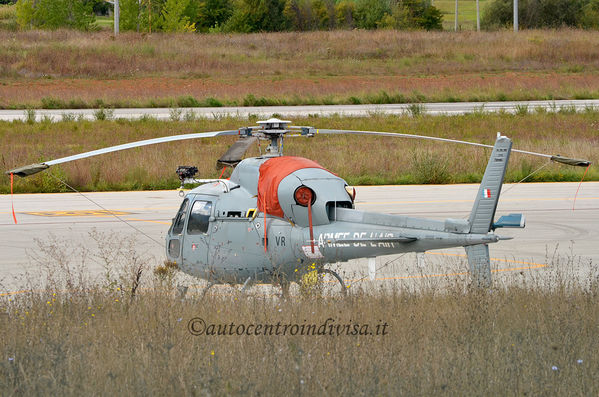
[6, 118, 591, 293]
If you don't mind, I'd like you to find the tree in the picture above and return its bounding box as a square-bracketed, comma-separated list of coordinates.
[580, 0, 599, 28]
[15, 0, 34, 29]
[161, 0, 196, 31]
[355, 0, 391, 29]
[335, 0, 355, 29]
[15, 0, 96, 30]
[482, 0, 593, 29]
[119, 0, 141, 31]
[196, 0, 232, 31]
[224, 0, 287, 32]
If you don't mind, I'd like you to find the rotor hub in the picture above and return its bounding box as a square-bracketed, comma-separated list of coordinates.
[257, 118, 292, 133]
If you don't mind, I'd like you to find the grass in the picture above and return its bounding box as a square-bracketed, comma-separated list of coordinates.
[95, 15, 113, 30]
[1, 112, 597, 194]
[0, 4, 17, 31]
[435, 0, 491, 30]
[1, 232, 598, 395]
[1, 29, 599, 108]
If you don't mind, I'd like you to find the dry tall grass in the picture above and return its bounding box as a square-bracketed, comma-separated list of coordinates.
[1, 254, 598, 395]
[1, 112, 597, 193]
[1, 29, 599, 107]
[3, 29, 598, 79]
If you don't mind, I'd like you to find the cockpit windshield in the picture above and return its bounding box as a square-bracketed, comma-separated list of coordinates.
[187, 200, 212, 234]
[170, 198, 189, 235]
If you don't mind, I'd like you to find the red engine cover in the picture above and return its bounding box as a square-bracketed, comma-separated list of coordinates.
[257, 156, 325, 218]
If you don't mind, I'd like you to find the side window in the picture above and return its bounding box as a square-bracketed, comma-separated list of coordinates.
[171, 198, 189, 235]
[187, 201, 212, 235]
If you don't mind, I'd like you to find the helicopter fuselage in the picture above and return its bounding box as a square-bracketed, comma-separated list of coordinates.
[165, 155, 500, 284]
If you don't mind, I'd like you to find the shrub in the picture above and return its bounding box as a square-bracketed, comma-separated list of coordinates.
[482, 0, 597, 30]
[15, 0, 96, 31]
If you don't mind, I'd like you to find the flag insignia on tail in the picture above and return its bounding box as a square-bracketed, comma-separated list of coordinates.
[483, 189, 491, 198]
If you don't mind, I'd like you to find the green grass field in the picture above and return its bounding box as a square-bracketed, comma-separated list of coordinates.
[434, 0, 491, 30]
[95, 15, 113, 30]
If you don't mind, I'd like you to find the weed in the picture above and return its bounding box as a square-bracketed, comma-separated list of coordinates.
[40, 115, 53, 124]
[471, 104, 486, 116]
[407, 103, 425, 117]
[183, 110, 197, 121]
[558, 105, 578, 114]
[205, 97, 223, 107]
[169, 107, 182, 121]
[24, 108, 36, 124]
[94, 107, 114, 121]
[411, 149, 451, 184]
[61, 113, 76, 122]
[41, 97, 66, 109]
[514, 104, 529, 115]
[176, 96, 201, 108]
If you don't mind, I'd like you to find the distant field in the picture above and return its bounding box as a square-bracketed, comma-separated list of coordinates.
[435, 0, 491, 30]
[1, 29, 598, 109]
[96, 15, 113, 30]
[2, 112, 596, 194]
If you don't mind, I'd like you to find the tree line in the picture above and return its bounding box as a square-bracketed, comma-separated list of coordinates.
[13, 0, 442, 32]
[10, 0, 599, 32]
[482, 0, 599, 29]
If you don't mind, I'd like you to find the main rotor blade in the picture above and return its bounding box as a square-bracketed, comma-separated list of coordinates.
[314, 129, 591, 167]
[7, 129, 240, 177]
[217, 136, 259, 169]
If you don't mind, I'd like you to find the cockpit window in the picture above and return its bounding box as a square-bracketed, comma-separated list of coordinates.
[170, 198, 189, 235]
[187, 200, 212, 235]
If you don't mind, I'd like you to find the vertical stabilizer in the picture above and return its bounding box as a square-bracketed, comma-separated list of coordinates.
[468, 134, 512, 234]
[466, 134, 512, 287]
[465, 244, 491, 287]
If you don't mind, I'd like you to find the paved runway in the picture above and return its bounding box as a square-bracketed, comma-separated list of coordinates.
[1, 99, 599, 122]
[1, 182, 597, 293]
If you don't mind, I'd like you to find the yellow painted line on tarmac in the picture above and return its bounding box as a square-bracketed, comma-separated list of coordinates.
[125, 218, 171, 225]
[343, 252, 547, 283]
[358, 197, 599, 206]
[1, 207, 178, 215]
[426, 251, 546, 267]
[23, 210, 132, 217]
[0, 289, 29, 297]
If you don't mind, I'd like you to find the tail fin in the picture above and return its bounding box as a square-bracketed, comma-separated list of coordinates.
[468, 134, 512, 234]
[465, 244, 491, 287]
[466, 134, 512, 287]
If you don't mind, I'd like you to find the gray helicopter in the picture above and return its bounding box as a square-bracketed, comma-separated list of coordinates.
[7, 118, 590, 291]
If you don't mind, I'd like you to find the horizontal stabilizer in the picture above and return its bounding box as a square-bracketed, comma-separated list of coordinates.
[493, 213, 526, 229]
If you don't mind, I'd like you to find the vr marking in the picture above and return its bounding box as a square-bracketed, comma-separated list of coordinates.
[24, 210, 132, 217]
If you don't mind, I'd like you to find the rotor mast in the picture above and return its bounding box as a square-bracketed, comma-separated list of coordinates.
[256, 118, 292, 156]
